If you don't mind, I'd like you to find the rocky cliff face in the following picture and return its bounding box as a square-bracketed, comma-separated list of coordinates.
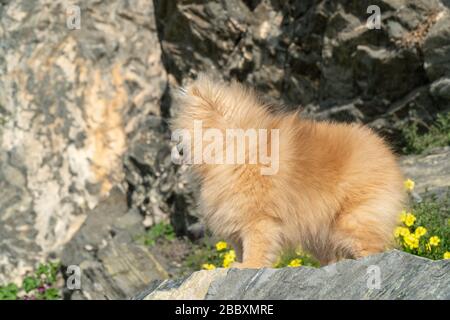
[0, 0, 167, 283]
[155, 0, 450, 136]
[0, 0, 449, 287]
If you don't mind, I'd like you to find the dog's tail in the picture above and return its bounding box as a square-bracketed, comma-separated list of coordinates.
[170, 74, 272, 132]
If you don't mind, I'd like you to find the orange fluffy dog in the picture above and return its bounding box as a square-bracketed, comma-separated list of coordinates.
[171, 75, 405, 268]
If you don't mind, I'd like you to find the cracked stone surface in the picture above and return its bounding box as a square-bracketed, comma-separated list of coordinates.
[60, 187, 169, 300]
[138, 250, 450, 300]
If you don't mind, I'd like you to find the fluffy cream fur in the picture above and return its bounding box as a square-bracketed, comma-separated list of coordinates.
[171, 75, 405, 267]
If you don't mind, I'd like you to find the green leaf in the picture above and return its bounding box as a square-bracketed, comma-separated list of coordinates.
[23, 276, 39, 293]
[0, 283, 19, 300]
[36, 263, 50, 277]
[43, 288, 60, 300]
[141, 222, 176, 247]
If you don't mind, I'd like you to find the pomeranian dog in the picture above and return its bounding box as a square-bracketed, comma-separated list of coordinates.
[170, 74, 405, 268]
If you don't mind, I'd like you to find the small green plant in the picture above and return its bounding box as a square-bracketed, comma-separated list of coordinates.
[186, 240, 320, 271]
[274, 249, 320, 268]
[179, 239, 222, 273]
[0, 261, 61, 300]
[194, 241, 236, 270]
[395, 181, 449, 260]
[0, 284, 19, 300]
[402, 112, 450, 154]
[140, 222, 176, 246]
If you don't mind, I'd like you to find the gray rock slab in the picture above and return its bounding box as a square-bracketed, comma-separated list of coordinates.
[61, 187, 169, 300]
[139, 250, 449, 300]
[399, 147, 450, 197]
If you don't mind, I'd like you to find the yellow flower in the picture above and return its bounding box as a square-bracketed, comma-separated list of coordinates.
[444, 252, 450, 260]
[222, 250, 236, 268]
[202, 263, 216, 270]
[414, 226, 427, 237]
[399, 210, 407, 223]
[287, 259, 302, 267]
[404, 213, 416, 227]
[215, 241, 228, 251]
[404, 179, 415, 191]
[429, 236, 441, 247]
[399, 211, 416, 226]
[394, 226, 410, 238]
[403, 234, 419, 250]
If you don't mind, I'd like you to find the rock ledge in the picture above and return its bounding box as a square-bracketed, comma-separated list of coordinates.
[136, 250, 449, 300]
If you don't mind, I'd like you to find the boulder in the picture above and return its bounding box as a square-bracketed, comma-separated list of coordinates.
[136, 250, 450, 300]
[0, 0, 166, 284]
[399, 147, 450, 197]
[61, 187, 169, 300]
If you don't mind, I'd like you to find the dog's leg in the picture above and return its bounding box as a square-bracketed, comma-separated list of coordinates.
[329, 199, 400, 260]
[232, 218, 282, 268]
[228, 239, 243, 262]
